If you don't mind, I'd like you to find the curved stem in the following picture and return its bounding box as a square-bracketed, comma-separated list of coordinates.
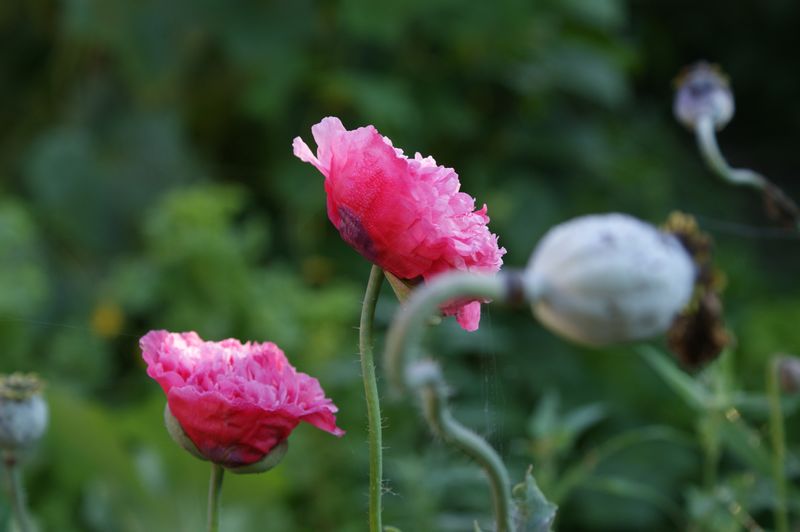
[383, 271, 508, 394]
[3, 453, 33, 532]
[381, 270, 525, 531]
[767, 358, 789, 532]
[695, 116, 766, 189]
[416, 363, 513, 532]
[695, 115, 800, 230]
[360, 265, 385, 532]
[207, 463, 224, 532]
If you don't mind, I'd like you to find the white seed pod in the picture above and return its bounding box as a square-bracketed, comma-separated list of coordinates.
[524, 213, 696, 346]
[0, 375, 48, 451]
[673, 62, 735, 131]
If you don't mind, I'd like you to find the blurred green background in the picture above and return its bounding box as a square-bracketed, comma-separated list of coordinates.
[2, 0, 800, 530]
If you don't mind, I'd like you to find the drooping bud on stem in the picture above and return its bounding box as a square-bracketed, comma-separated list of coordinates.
[673, 62, 800, 230]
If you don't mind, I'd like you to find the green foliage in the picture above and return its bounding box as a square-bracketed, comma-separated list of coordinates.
[511, 466, 557, 532]
[1, 0, 799, 530]
[0, 200, 48, 369]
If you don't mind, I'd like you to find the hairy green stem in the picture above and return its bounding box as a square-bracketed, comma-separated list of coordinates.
[766, 358, 789, 532]
[3, 453, 33, 532]
[360, 265, 385, 532]
[416, 365, 513, 532]
[207, 464, 224, 532]
[383, 272, 508, 393]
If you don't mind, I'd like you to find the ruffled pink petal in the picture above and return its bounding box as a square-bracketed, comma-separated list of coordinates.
[294, 117, 506, 330]
[168, 387, 298, 467]
[140, 330, 344, 466]
[453, 300, 482, 332]
[292, 137, 321, 170]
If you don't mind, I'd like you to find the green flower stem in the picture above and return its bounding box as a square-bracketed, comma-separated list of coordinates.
[383, 271, 508, 394]
[207, 463, 225, 532]
[360, 265, 385, 532]
[695, 115, 766, 189]
[414, 362, 513, 532]
[3, 452, 33, 532]
[766, 358, 789, 532]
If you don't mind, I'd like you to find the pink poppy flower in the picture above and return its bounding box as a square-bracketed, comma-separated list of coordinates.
[293, 117, 506, 331]
[140, 330, 344, 469]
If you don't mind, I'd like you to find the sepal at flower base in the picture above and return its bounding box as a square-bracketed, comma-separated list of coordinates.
[384, 271, 442, 326]
[164, 403, 207, 462]
[384, 271, 417, 304]
[227, 440, 288, 475]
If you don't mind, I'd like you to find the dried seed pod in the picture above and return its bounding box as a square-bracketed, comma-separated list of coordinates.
[663, 212, 729, 369]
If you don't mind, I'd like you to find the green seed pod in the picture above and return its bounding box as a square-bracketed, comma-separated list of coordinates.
[0, 373, 48, 451]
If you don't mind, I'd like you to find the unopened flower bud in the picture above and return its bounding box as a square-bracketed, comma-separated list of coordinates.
[673, 62, 734, 130]
[0, 373, 48, 451]
[524, 214, 696, 346]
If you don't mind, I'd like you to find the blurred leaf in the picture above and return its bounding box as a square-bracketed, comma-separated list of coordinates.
[563, 404, 607, 437]
[554, 425, 695, 503]
[637, 346, 710, 410]
[717, 413, 773, 477]
[687, 485, 760, 532]
[0, 199, 49, 369]
[581, 476, 683, 528]
[529, 390, 607, 467]
[731, 391, 800, 419]
[0, 499, 9, 531]
[0, 200, 48, 314]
